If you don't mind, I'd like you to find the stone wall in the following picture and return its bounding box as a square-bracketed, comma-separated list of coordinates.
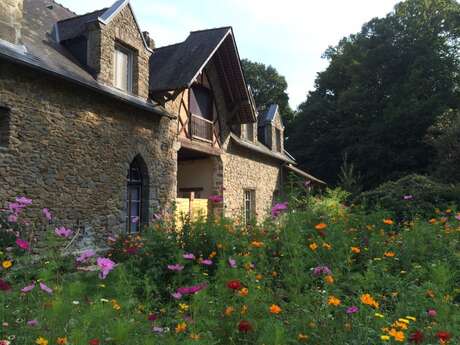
[222, 143, 281, 222]
[0, 0, 23, 45]
[0, 62, 176, 241]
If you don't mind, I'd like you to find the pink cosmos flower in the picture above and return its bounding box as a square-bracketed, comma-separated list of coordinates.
[312, 265, 332, 276]
[39, 282, 53, 294]
[403, 195, 413, 200]
[16, 238, 29, 250]
[183, 253, 195, 260]
[271, 202, 288, 218]
[7, 214, 17, 223]
[171, 292, 182, 300]
[152, 326, 164, 333]
[15, 196, 32, 205]
[176, 283, 207, 295]
[201, 259, 213, 266]
[427, 309, 437, 317]
[131, 216, 139, 224]
[0, 340, 11, 345]
[42, 208, 52, 221]
[167, 264, 184, 271]
[21, 282, 35, 293]
[346, 306, 359, 314]
[97, 257, 116, 279]
[208, 195, 223, 203]
[455, 214, 460, 221]
[76, 249, 96, 263]
[228, 258, 237, 268]
[55, 226, 73, 238]
[8, 202, 24, 214]
[27, 319, 38, 327]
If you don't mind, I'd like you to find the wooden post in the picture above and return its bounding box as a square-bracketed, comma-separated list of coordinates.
[189, 192, 195, 220]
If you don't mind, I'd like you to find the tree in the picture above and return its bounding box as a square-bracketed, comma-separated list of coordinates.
[241, 59, 295, 129]
[287, 0, 460, 189]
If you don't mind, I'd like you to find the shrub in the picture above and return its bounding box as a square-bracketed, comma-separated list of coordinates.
[355, 174, 460, 220]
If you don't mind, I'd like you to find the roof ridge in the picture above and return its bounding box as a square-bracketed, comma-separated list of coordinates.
[154, 42, 183, 51]
[190, 26, 232, 34]
[56, 7, 108, 24]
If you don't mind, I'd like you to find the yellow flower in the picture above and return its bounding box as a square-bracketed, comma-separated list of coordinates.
[375, 313, 384, 318]
[56, 337, 67, 345]
[322, 243, 332, 250]
[241, 304, 248, 315]
[2, 260, 12, 269]
[351, 247, 361, 254]
[190, 333, 200, 340]
[111, 299, 121, 310]
[309, 242, 318, 251]
[384, 251, 396, 257]
[406, 316, 416, 322]
[383, 219, 394, 225]
[392, 321, 408, 330]
[269, 304, 282, 314]
[36, 337, 48, 345]
[251, 241, 264, 248]
[238, 288, 249, 297]
[175, 322, 187, 333]
[298, 333, 309, 342]
[328, 296, 341, 306]
[224, 306, 234, 316]
[380, 335, 390, 341]
[398, 318, 410, 324]
[315, 223, 327, 230]
[360, 294, 379, 308]
[324, 275, 334, 285]
[179, 303, 189, 312]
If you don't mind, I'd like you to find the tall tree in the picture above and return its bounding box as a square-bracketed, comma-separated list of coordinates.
[241, 59, 295, 129]
[287, 0, 460, 188]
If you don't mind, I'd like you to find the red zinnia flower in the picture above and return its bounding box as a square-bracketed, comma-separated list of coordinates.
[89, 339, 100, 345]
[238, 320, 252, 333]
[227, 280, 242, 290]
[148, 313, 157, 321]
[436, 331, 451, 342]
[0, 278, 12, 292]
[409, 330, 424, 344]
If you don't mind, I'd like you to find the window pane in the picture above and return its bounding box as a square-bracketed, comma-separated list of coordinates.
[190, 86, 212, 120]
[115, 48, 129, 91]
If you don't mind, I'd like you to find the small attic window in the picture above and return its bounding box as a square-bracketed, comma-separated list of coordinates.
[190, 85, 213, 121]
[114, 44, 133, 92]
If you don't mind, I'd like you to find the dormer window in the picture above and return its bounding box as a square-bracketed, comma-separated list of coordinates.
[242, 123, 254, 142]
[114, 44, 133, 92]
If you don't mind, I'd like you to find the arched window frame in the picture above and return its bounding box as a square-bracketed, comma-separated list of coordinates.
[126, 155, 149, 233]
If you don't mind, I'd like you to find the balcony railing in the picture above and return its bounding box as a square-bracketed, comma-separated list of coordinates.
[190, 114, 213, 142]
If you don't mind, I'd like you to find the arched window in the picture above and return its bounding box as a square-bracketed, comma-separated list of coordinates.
[126, 155, 149, 233]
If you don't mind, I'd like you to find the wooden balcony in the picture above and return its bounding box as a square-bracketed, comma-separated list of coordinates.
[190, 114, 213, 142]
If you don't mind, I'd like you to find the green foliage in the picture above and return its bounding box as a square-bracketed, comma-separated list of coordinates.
[356, 174, 460, 220]
[241, 59, 295, 129]
[338, 152, 362, 198]
[287, 0, 460, 189]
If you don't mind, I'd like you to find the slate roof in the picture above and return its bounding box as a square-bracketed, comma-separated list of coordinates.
[57, 8, 107, 41]
[150, 27, 232, 93]
[259, 104, 282, 126]
[0, 0, 168, 117]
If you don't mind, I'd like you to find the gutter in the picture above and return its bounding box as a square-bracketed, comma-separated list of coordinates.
[0, 42, 174, 119]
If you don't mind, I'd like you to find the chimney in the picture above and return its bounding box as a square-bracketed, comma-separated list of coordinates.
[142, 31, 155, 50]
[0, 0, 23, 45]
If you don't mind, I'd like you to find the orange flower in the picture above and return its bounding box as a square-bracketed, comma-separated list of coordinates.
[429, 218, 437, 224]
[388, 328, 405, 342]
[383, 219, 394, 225]
[384, 251, 396, 257]
[209, 251, 217, 258]
[360, 293, 379, 308]
[351, 247, 361, 254]
[298, 333, 309, 342]
[269, 304, 282, 314]
[255, 274, 263, 280]
[309, 242, 318, 251]
[315, 223, 327, 230]
[251, 241, 264, 248]
[175, 322, 187, 333]
[238, 288, 249, 297]
[224, 306, 234, 316]
[56, 338, 67, 345]
[328, 296, 341, 306]
[324, 275, 334, 285]
[189, 333, 200, 340]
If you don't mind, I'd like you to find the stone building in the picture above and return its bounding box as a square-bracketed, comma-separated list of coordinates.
[0, 0, 324, 238]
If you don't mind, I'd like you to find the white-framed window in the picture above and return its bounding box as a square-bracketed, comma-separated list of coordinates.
[244, 189, 255, 224]
[114, 44, 133, 92]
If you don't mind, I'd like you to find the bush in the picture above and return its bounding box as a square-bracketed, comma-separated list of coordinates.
[355, 174, 460, 220]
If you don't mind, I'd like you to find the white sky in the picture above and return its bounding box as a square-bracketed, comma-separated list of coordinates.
[57, 0, 400, 109]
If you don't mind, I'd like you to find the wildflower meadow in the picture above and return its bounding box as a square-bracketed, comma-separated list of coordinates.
[0, 190, 459, 344]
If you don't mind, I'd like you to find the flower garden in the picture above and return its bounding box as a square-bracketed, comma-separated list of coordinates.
[0, 191, 459, 345]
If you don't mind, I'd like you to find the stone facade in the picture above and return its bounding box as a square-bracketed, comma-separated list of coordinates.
[0, 62, 176, 240]
[0, 0, 23, 45]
